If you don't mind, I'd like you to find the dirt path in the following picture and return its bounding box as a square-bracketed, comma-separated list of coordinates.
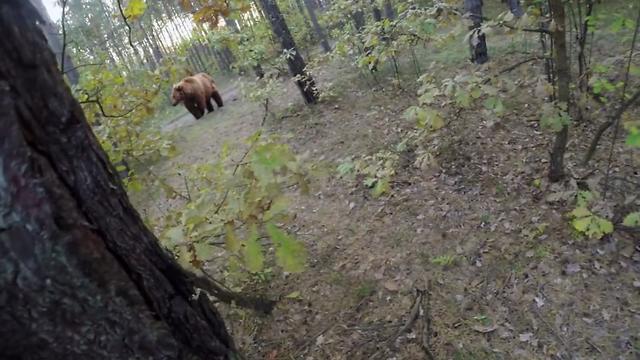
[145, 60, 639, 359]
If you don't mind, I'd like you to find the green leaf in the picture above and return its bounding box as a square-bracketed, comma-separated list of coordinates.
[224, 223, 241, 252]
[626, 127, 640, 148]
[163, 226, 185, 247]
[623, 212, 640, 227]
[371, 177, 390, 198]
[263, 196, 289, 222]
[337, 161, 355, 177]
[285, 290, 303, 299]
[124, 0, 147, 20]
[584, 217, 613, 239]
[595, 218, 613, 235]
[576, 191, 595, 207]
[572, 216, 591, 232]
[571, 207, 591, 218]
[266, 223, 307, 273]
[194, 242, 215, 261]
[363, 177, 377, 188]
[243, 225, 264, 272]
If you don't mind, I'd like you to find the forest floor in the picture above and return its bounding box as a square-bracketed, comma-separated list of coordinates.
[138, 30, 640, 360]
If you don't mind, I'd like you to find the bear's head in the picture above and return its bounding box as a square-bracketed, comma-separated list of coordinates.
[171, 83, 185, 106]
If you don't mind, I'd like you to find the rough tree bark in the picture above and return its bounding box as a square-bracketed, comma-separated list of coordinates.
[304, 0, 331, 53]
[548, 0, 570, 182]
[0, 2, 237, 358]
[257, 0, 319, 104]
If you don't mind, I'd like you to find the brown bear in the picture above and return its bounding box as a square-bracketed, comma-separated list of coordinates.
[171, 73, 223, 120]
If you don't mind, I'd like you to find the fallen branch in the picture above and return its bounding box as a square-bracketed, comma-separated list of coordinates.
[481, 56, 547, 85]
[261, 98, 270, 126]
[371, 288, 424, 359]
[498, 56, 547, 75]
[192, 271, 277, 314]
[420, 282, 435, 360]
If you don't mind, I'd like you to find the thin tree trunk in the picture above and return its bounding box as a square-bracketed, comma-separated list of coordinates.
[352, 8, 365, 33]
[294, 0, 314, 33]
[30, 0, 80, 84]
[372, 3, 382, 22]
[257, 0, 319, 104]
[140, 23, 163, 63]
[304, 0, 331, 52]
[0, 2, 236, 358]
[548, 0, 571, 182]
[577, 0, 594, 92]
[383, 0, 395, 19]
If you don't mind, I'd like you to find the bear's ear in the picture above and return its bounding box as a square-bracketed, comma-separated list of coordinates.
[174, 84, 183, 91]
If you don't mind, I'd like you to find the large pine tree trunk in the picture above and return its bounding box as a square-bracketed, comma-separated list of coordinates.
[0, 2, 237, 358]
[257, 0, 319, 104]
[304, 0, 331, 53]
[548, 0, 570, 182]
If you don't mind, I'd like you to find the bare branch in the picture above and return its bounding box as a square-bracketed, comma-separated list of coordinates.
[79, 97, 142, 118]
[584, 87, 640, 163]
[500, 22, 551, 34]
[116, 0, 137, 52]
[64, 62, 104, 74]
[498, 56, 547, 75]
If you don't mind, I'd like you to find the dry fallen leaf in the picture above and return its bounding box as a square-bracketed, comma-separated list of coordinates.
[383, 280, 400, 292]
[472, 324, 498, 333]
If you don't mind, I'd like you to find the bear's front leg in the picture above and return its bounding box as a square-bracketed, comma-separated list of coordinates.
[205, 98, 214, 113]
[185, 101, 204, 119]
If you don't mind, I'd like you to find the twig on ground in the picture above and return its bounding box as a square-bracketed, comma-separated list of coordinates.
[420, 282, 435, 360]
[533, 309, 571, 359]
[586, 339, 603, 354]
[370, 288, 425, 359]
[261, 98, 270, 126]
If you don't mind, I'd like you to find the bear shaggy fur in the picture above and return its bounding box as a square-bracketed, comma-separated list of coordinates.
[171, 73, 223, 119]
